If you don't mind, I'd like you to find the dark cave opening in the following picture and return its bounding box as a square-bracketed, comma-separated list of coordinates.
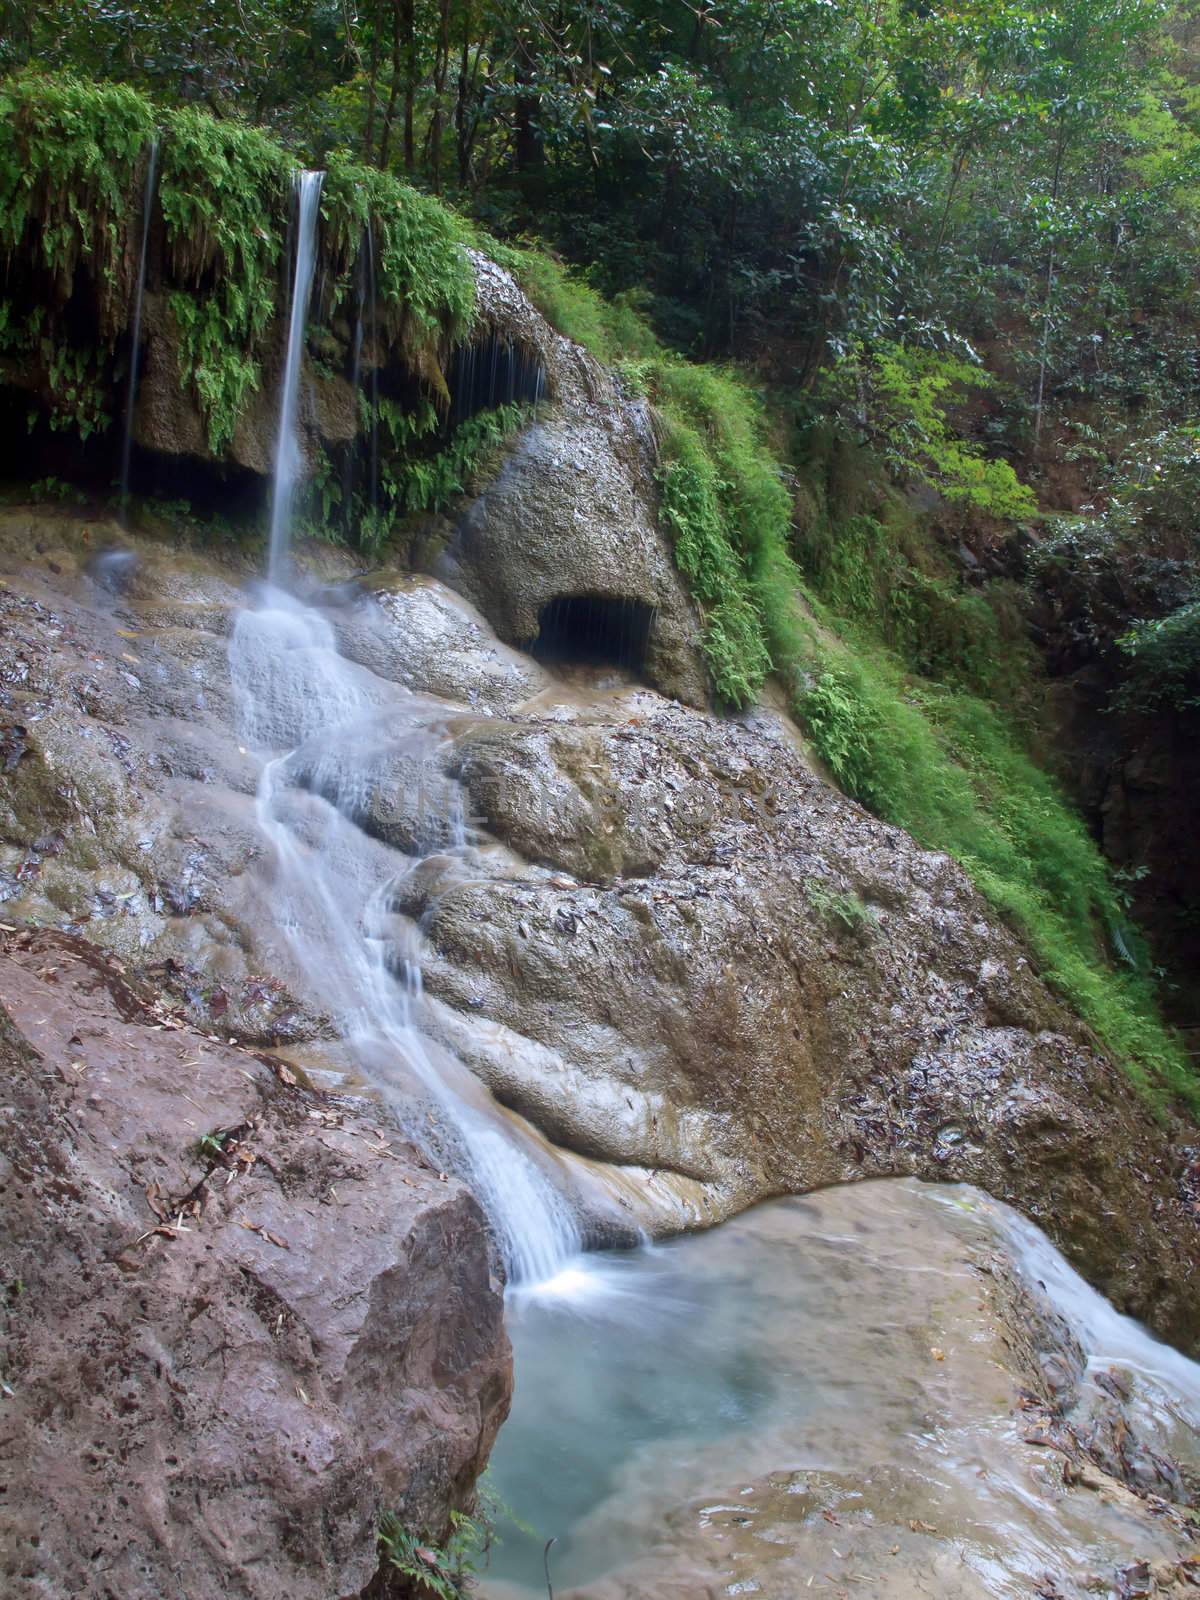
[526, 594, 655, 675]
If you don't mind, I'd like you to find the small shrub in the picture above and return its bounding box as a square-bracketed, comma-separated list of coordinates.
[378, 1510, 484, 1599]
[805, 880, 878, 939]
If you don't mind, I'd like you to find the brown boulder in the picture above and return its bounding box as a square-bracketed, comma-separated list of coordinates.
[0, 932, 510, 1600]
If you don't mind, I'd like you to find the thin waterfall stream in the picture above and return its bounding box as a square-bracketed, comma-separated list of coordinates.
[267, 170, 324, 585]
[118, 136, 158, 526]
[231, 170, 582, 1286]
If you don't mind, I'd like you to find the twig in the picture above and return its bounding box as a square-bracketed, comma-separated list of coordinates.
[543, 1536, 557, 1600]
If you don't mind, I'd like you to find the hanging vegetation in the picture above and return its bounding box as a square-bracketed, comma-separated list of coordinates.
[0, 73, 478, 455]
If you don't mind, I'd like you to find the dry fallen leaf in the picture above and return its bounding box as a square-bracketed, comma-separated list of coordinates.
[931, 1347, 946, 1361]
[238, 1218, 289, 1249]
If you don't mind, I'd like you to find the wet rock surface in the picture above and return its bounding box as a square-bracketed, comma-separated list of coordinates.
[130, 253, 710, 708]
[0, 927, 510, 1600]
[0, 504, 1196, 1359]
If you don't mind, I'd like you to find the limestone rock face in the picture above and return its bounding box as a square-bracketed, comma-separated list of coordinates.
[332, 571, 551, 714]
[0, 507, 1196, 1359]
[416, 692, 1199, 1350]
[0, 930, 510, 1600]
[134, 293, 337, 478]
[440, 255, 708, 706]
[130, 250, 711, 705]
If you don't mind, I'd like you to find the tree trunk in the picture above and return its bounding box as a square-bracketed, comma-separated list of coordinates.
[402, 0, 416, 173]
[377, 0, 403, 168]
[364, 0, 383, 163]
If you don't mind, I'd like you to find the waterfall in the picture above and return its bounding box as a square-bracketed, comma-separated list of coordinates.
[364, 216, 380, 531]
[118, 137, 158, 527]
[234, 167, 582, 1286]
[227, 593, 583, 1284]
[268, 170, 324, 582]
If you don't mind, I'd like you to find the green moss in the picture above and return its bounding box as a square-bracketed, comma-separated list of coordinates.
[0, 72, 155, 435]
[0, 77, 479, 457]
[788, 622, 1196, 1111]
[794, 493, 1037, 709]
[157, 109, 293, 453]
[305, 400, 528, 556]
[385, 401, 527, 521]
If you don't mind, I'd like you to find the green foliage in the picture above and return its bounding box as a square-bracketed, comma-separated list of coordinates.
[0, 70, 153, 305]
[794, 491, 1036, 707]
[793, 631, 1196, 1111]
[384, 403, 528, 523]
[321, 156, 475, 344]
[378, 1509, 484, 1599]
[805, 879, 878, 939]
[308, 401, 529, 558]
[1030, 424, 1200, 699]
[1118, 602, 1200, 709]
[656, 425, 771, 706]
[0, 76, 482, 459]
[157, 108, 291, 452]
[820, 344, 1037, 520]
[43, 339, 109, 438]
[0, 72, 154, 436]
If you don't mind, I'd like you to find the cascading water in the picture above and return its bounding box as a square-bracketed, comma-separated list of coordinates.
[268, 170, 324, 583]
[118, 137, 158, 527]
[228, 596, 582, 1283]
[364, 217, 380, 528]
[231, 172, 581, 1285]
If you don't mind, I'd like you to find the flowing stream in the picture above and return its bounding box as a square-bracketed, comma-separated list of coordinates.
[483, 1179, 1200, 1599]
[268, 170, 324, 584]
[221, 179, 1200, 1595]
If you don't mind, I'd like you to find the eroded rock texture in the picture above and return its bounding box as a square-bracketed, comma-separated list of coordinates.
[0, 931, 510, 1600]
[437, 256, 708, 707]
[0, 507, 1196, 1358]
[128, 250, 709, 708]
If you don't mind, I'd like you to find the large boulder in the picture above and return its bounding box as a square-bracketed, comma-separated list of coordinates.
[436, 255, 709, 708]
[130, 254, 712, 711]
[410, 690, 1200, 1350]
[0, 929, 510, 1600]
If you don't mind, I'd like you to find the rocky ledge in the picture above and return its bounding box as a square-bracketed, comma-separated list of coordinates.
[0, 928, 510, 1600]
